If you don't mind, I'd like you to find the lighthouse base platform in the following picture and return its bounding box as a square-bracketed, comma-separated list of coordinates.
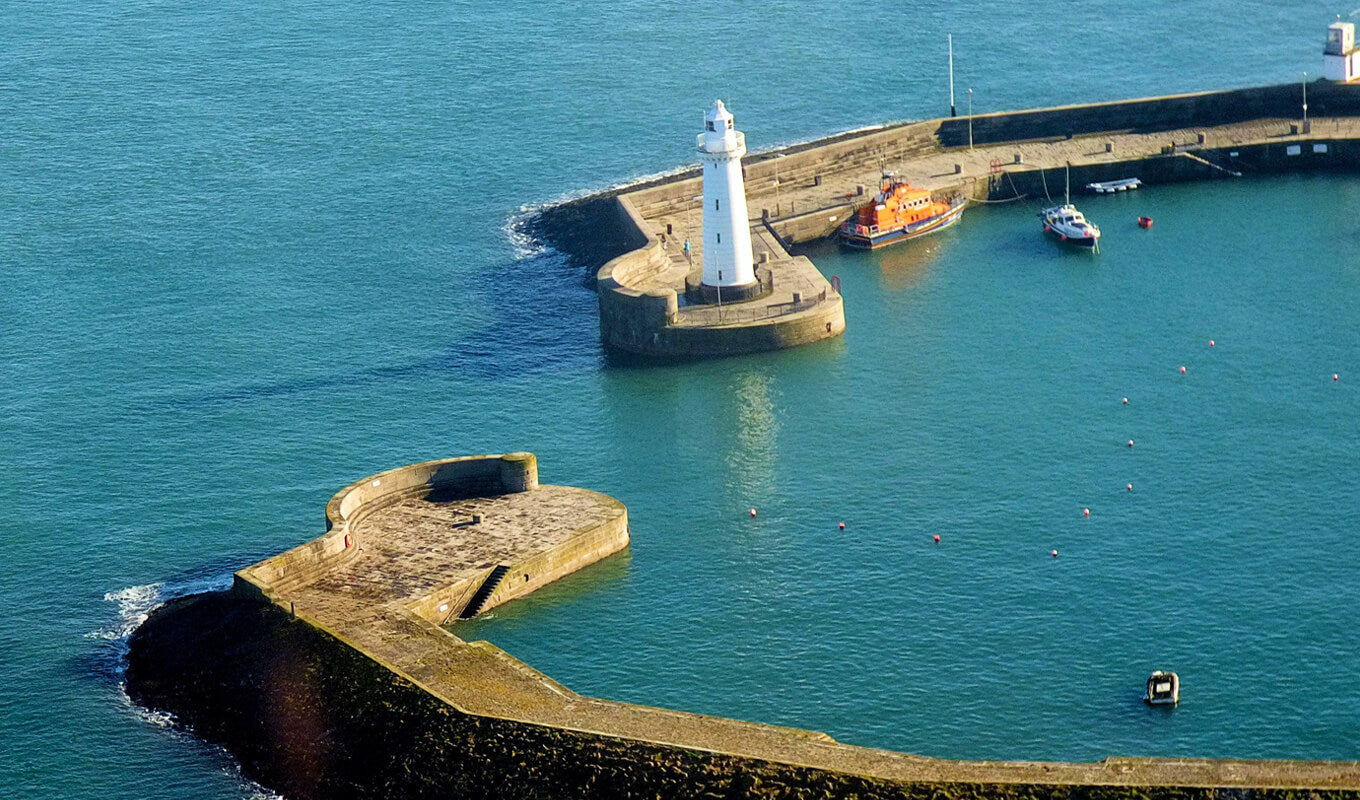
[596, 196, 844, 360]
[683, 269, 770, 305]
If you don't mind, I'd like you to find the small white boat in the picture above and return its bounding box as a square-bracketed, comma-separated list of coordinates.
[1040, 204, 1101, 248]
[1042, 166, 1101, 250]
[1144, 670, 1179, 706]
[1087, 178, 1142, 194]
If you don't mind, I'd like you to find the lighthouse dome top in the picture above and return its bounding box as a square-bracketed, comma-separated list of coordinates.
[705, 100, 734, 131]
[697, 99, 745, 156]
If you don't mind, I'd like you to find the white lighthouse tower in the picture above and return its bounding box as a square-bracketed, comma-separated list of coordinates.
[697, 100, 757, 292]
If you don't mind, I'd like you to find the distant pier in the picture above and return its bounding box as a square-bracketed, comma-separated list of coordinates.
[572, 80, 1360, 361]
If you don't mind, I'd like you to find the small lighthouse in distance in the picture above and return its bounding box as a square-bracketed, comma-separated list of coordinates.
[1324, 19, 1359, 82]
[697, 100, 757, 294]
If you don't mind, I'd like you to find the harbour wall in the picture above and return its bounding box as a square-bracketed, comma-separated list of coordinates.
[127, 454, 1360, 799]
[594, 196, 681, 353]
[540, 80, 1360, 264]
[125, 590, 1360, 800]
[935, 81, 1360, 148]
[992, 138, 1360, 201]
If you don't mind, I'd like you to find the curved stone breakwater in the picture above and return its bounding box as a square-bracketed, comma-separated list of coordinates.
[127, 455, 1360, 799]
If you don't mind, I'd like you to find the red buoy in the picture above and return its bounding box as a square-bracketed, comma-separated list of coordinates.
[749, 508, 757, 517]
[1334, 373, 1340, 382]
[1138, 216, 1153, 229]
[1209, 340, 1215, 347]
[1128, 439, 1135, 447]
[1083, 508, 1090, 517]
[1122, 397, 1129, 405]
[838, 522, 845, 530]
[1180, 365, 1187, 374]
[1126, 483, 1133, 491]
[1052, 549, 1059, 558]
[933, 534, 941, 543]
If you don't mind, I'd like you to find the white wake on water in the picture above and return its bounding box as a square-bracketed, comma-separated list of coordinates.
[87, 574, 232, 644]
[88, 574, 283, 799]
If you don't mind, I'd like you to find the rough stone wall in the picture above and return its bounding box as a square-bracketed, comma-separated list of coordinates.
[594, 195, 678, 349]
[127, 594, 1360, 800]
[235, 455, 540, 604]
[992, 140, 1360, 201]
[937, 82, 1360, 148]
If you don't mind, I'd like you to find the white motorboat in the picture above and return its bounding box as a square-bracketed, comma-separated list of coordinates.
[1041, 165, 1101, 250]
[1040, 203, 1101, 248]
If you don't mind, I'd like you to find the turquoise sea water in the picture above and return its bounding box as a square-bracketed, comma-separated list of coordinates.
[2, 1, 1357, 795]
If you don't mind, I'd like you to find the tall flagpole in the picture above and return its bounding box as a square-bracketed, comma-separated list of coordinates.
[948, 34, 956, 117]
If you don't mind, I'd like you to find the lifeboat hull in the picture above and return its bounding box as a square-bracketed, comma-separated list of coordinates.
[839, 200, 967, 250]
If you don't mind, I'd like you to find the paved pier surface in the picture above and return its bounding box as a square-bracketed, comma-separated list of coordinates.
[640, 116, 1360, 253]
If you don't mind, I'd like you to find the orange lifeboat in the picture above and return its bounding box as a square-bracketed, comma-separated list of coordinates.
[839, 174, 967, 250]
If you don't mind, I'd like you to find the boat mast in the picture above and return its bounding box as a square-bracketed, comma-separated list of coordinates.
[1064, 163, 1070, 205]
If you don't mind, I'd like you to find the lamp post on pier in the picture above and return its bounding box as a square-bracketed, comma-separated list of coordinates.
[1302, 72, 1310, 134]
[968, 88, 974, 150]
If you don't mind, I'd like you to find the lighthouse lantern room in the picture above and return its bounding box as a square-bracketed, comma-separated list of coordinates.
[1324, 20, 1359, 82]
[697, 100, 757, 291]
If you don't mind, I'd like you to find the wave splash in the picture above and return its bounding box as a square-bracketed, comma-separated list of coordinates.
[88, 574, 283, 799]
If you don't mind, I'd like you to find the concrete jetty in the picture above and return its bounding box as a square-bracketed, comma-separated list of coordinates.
[581, 81, 1360, 361]
[129, 454, 1360, 799]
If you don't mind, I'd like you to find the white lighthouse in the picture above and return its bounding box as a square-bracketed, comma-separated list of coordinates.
[1324, 20, 1359, 82]
[697, 100, 756, 291]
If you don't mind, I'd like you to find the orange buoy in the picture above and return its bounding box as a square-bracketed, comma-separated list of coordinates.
[749, 508, 757, 517]
[933, 534, 940, 543]
[1138, 216, 1153, 229]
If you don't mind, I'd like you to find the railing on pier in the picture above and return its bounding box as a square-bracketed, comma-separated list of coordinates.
[673, 287, 830, 326]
